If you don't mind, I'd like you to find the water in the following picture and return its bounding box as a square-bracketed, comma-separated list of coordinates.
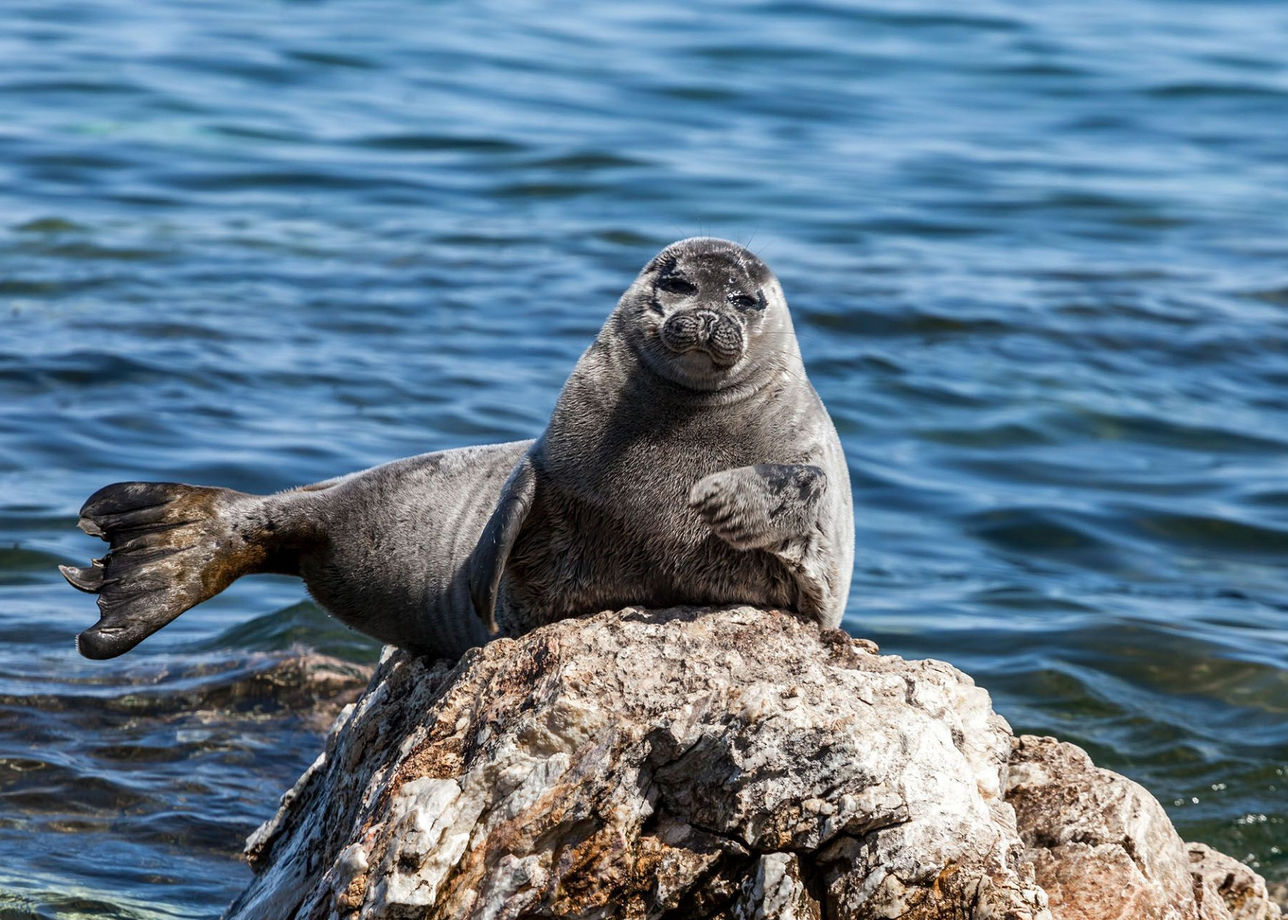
[3, 0, 1287, 914]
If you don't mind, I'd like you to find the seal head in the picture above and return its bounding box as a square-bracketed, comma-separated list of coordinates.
[616, 237, 796, 394]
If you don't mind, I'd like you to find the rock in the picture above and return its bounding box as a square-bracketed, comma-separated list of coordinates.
[1268, 884, 1288, 914]
[1007, 736, 1278, 920]
[1187, 844, 1283, 920]
[219, 651, 374, 733]
[224, 606, 1280, 920]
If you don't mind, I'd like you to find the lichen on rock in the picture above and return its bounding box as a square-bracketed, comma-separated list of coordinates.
[224, 606, 1281, 920]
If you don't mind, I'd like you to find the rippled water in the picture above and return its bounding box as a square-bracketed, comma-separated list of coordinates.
[3, 0, 1288, 915]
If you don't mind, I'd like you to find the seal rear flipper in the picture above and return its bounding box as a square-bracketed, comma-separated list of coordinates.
[468, 455, 537, 635]
[63, 482, 269, 659]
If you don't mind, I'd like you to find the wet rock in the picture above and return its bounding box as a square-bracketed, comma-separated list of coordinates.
[224, 606, 1278, 920]
[190, 651, 374, 732]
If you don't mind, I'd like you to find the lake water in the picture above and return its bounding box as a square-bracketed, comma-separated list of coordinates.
[2, 0, 1287, 915]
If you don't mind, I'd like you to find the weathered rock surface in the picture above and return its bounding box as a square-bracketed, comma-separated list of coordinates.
[224, 606, 1281, 920]
[1007, 736, 1280, 920]
[1187, 845, 1283, 920]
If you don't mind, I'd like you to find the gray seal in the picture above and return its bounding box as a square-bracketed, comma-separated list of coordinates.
[63, 238, 854, 660]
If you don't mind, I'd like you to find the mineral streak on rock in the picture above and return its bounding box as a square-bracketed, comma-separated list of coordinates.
[224, 606, 1282, 920]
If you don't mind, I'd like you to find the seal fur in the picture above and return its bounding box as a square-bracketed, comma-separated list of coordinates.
[64, 238, 853, 659]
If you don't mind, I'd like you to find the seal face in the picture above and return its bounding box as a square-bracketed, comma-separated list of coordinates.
[619, 238, 788, 393]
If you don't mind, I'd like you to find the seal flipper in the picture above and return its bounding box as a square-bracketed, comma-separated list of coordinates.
[64, 482, 278, 659]
[468, 454, 537, 635]
[688, 464, 827, 549]
[689, 463, 834, 622]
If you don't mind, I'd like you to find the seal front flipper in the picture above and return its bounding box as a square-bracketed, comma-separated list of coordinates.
[63, 482, 289, 659]
[688, 463, 827, 549]
[689, 463, 834, 621]
[468, 454, 537, 635]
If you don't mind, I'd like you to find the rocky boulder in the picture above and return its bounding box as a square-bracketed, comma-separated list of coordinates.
[224, 605, 1282, 920]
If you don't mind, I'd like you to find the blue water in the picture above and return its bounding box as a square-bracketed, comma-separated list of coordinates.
[3, 0, 1288, 915]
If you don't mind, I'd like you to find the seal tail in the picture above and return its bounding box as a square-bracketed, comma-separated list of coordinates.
[61, 482, 275, 659]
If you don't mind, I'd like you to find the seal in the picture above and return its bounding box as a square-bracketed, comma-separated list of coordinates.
[62, 238, 854, 660]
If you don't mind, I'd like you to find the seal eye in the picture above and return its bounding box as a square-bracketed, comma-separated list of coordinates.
[658, 276, 698, 296]
[729, 292, 762, 311]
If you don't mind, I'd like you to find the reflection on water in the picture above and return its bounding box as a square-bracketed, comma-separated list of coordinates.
[3, 0, 1287, 913]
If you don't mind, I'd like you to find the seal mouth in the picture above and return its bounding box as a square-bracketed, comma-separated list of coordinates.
[659, 310, 744, 369]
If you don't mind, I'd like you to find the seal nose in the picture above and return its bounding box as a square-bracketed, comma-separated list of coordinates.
[692, 310, 720, 340]
[660, 310, 744, 367]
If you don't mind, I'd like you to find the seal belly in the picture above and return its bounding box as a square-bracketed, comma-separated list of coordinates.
[499, 477, 798, 635]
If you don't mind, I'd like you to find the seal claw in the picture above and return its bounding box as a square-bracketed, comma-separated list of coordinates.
[77, 515, 104, 538]
[59, 561, 104, 593]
